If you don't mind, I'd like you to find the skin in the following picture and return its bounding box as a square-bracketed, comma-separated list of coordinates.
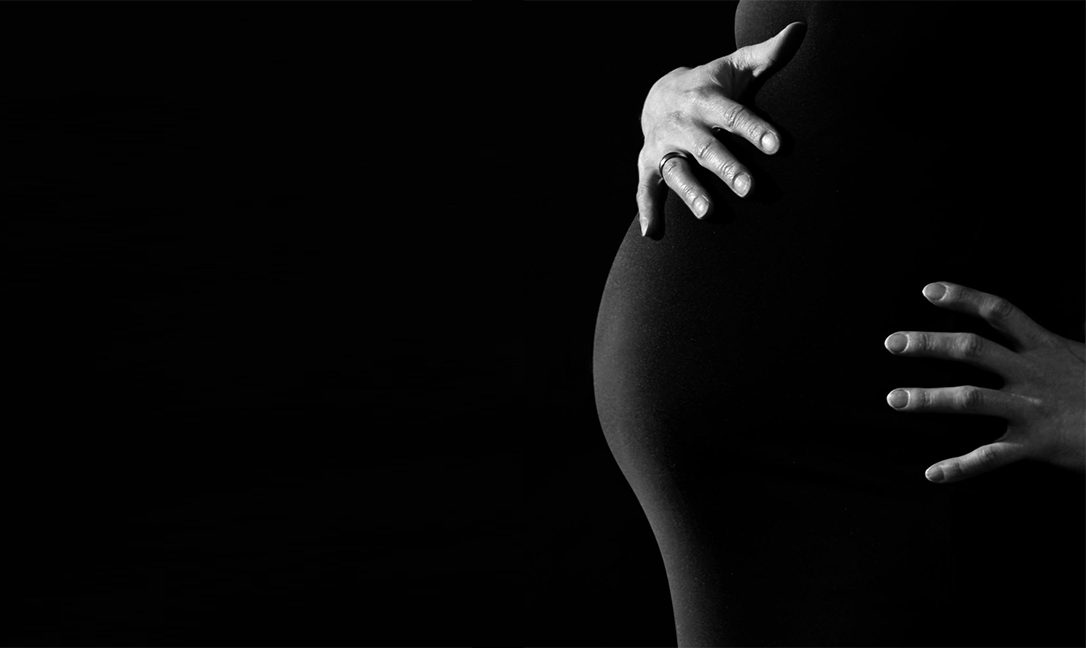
[884, 282, 1085, 483]
[637, 33, 1085, 483]
[636, 22, 806, 238]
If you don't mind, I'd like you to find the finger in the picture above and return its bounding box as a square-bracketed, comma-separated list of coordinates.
[636, 163, 667, 238]
[698, 94, 781, 155]
[726, 21, 807, 79]
[683, 129, 752, 197]
[924, 441, 1024, 484]
[885, 385, 1035, 422]
[921, 282, 1058, 351]
[655, 153, 715, 219]
[883, 331, 1032, 380]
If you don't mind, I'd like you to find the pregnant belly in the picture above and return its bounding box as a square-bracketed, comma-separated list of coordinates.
[592, 124, 1012, 471]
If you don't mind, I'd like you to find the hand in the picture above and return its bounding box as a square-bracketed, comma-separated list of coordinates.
[884, 282, 1086, 484]
[636, 22, 806, 238]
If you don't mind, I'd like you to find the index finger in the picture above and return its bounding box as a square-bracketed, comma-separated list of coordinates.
[921, 282, 1057, 351]
[699, 95, 780, 155]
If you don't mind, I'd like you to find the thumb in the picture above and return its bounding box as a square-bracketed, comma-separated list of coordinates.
[729, 21, 806, 78]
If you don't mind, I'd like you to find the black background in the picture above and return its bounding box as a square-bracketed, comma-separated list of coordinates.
[525, 2, 1084, 648]
[3, 10, 519, 648]
[2, 2, 1082, 647]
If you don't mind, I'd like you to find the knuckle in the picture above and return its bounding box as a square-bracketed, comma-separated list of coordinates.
[734, 47, 757, 71]
[918, 389, 933, 409]
[693, 137, 716, 161]
[723, 48, 748, 71]
[974, 445, 999, 469]
[717, 158, 739, 180]
[1037, 332, 1060, 348]
[915, 332, 932, 352]
[955, 333, 983, 360]
[661, 156, 684, 179]
[983, 297, 1014, 323]
[720, 102, 748, 131]
[958, 387, 983, 411]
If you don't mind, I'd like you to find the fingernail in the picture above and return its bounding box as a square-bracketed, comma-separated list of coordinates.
[887, 389, 908, 409]
[925, 465, 945, 483]
[693, 197, 708, 218]
[884, 333, 907, 354]
[923, 283, 947, 301]
[761, 132, 779, 153]
[734, 173, 751, 196]
[640, 216, 647, 237]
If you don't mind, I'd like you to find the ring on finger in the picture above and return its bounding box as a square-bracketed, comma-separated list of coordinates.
[658, 151, 689, 179]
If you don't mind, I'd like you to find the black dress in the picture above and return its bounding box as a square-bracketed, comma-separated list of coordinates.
[592, 1, 1084, 645]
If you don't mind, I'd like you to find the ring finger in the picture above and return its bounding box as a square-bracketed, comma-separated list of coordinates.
[659, 152, 713, 219]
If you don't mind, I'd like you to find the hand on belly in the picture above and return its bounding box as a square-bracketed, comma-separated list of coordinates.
[635, 22, 806, 238]
[884, 281, 1086, 483]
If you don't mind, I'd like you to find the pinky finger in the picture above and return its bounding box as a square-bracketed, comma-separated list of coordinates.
[635, 169, 666, 238]
[925, 440, 1024, 484]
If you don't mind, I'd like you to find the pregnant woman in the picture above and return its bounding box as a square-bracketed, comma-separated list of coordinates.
[592, 1, 1084, 646]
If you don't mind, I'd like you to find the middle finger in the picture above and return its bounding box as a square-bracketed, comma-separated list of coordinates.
[885, 385, 1031, 422]
[883, 330, 1032, 381]
[683, 127, 752, 198]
